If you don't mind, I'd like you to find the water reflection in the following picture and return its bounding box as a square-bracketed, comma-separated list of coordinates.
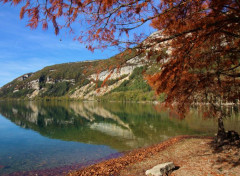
[0, 101, 240, 151]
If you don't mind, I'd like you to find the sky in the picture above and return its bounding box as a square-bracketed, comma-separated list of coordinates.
[0, 3, 154, 88]
[0, 4, 119, 87]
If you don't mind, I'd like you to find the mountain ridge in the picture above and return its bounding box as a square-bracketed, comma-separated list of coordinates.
[0, 33, 167, 101]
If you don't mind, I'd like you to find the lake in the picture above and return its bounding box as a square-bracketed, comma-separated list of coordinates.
[0, 101, 239, 175]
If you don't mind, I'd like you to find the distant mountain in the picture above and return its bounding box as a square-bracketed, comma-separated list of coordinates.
[0, 33, 167, 101]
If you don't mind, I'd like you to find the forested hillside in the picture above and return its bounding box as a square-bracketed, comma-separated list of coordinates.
[0, 45, 166, 101]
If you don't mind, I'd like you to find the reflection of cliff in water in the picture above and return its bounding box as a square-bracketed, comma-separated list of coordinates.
[0, 101, 239, 151]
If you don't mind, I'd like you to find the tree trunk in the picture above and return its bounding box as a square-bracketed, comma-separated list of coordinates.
[217, 114, 225, 135]
[216, 111, 226, 141]
[215, 110, 240, 146]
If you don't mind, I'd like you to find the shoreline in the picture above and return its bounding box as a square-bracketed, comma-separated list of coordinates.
[1, 98, 239, 107]
[4, 135, 240, 176]
[67, 135, 240, 176]
[67, 135, 213, 176]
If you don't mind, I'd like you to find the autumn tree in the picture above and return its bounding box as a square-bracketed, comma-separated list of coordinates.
[2, 0, 240, 144]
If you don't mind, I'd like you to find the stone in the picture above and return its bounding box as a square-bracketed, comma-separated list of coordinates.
[145, 162, 175, 176]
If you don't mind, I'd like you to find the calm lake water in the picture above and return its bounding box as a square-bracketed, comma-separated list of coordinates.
[0, 101, 239, 175]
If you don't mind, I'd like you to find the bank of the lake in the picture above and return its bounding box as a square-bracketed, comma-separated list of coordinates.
[68, 135, 240, 176]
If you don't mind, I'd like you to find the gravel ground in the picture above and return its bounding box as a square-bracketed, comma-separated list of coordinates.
[120, 138, 240, 176]
[68, 136, 240, 176]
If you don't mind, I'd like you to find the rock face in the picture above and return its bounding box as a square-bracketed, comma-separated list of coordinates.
[17, 73, 33, 81]
[89, 64, 144, 81]
[70, 75, 130, 100]
[28, 79, 39, 90]
[145, 162, 175, 176]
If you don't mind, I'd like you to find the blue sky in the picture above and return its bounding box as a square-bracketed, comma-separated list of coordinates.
[0, 4, 119, 87]
[0, 3, 154, 87]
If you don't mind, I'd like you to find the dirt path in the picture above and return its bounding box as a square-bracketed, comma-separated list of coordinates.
[68, 136, 240, 176]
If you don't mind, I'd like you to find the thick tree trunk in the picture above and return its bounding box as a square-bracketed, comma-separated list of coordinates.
[215, 110, 240, 147]
[216, 111, 227, 144]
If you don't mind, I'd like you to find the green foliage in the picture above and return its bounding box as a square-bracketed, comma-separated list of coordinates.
[13, 89, 34, 98]
[0, 88, 34, 99]
[39, 74, 47, 89]
[106, 74, 128, 86]
[99, 66, 166, 102]
[100, 90, 156, 102]
[80, 79, 91, 87]
[96, 80, 103, 88]
[157, 93, 166, 102]
[112, 66, 151, 92]
[41, 82, 71, 97]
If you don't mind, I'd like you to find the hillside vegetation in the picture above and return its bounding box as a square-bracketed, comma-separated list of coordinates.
[0, 46, 165, 101]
